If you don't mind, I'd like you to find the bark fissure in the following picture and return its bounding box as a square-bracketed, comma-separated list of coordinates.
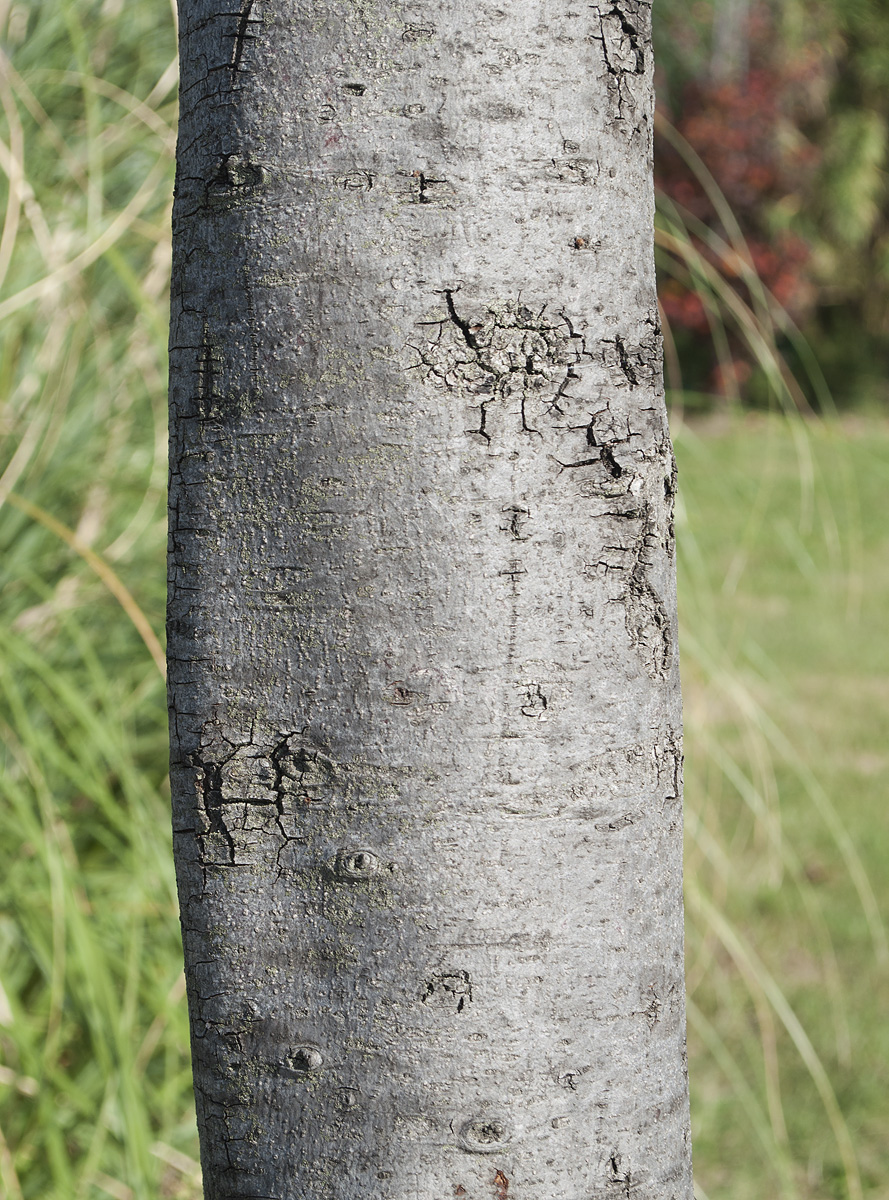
[230, 0, 257, 80]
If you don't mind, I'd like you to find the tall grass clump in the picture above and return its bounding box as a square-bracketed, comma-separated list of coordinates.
[0, 1, 200, 1197]
[657, 118, 889, 1200]
[1, 2, 887, 1199]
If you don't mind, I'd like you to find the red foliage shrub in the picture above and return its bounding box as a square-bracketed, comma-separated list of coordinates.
[655, 3, 829, 391]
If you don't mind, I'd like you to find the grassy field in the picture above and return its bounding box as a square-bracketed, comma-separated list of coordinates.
[675, 415, 889, 1200]
[0, 2, 887, 1198]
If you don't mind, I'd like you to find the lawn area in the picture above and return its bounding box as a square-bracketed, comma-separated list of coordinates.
[675, 414, 889, 1200]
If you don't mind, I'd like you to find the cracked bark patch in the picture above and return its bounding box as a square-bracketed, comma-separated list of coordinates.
[410, 293, 587, 441]
[188, 729, 339, 869]
[519, 681, 549, 720]
[599, 6, 645, 77]
[558, 402, 639, 496]
[601, 327, 660, 390]
[655, 730, 684, 833]
[624, 504, 673, 678]
[590, 1, 650, 122]
[422, 969, 473, 1012]
[663, 444, 678, 551]
[592, 498, 673, 678]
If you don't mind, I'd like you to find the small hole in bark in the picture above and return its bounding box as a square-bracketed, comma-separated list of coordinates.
[342, 82, 366, 95]
[402, 22, 436, 41]
[423, 970, 472, 1009]
[459, 1116, 512, 1153]
[336, 1086, 359, 1110]
[212, 153, 263, 193]
[286, 1044, 323, 1074]
[334, 847, 382, 880]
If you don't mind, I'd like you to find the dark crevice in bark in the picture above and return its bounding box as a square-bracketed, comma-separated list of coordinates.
[443, 289, 481, 351]
[411, 170, 449, 204]
[622, 501, 673, 676]
[614, 335, 639, 386]
[609, 1151, 634, 1199]
[545, 365, 580, 417]
[605, 5, 645, 75]
[554, 456, 601, 469]
[600, 445, 624, 478]
[230, 0, 257, 79]
[191, 751, 236, 865]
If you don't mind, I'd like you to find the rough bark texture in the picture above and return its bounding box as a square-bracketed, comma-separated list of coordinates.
[168, 2, 693, 1197]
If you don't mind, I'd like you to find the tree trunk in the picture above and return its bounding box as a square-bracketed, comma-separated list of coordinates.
[168, 2, 693, 1197]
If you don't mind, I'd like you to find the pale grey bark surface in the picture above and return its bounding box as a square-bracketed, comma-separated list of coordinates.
[168, 2, 693, 1197]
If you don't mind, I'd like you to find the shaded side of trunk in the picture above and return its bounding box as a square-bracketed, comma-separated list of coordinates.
[168, 1, 692, 1197]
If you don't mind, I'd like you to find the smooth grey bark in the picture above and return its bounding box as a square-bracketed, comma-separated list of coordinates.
[168, 2, 693, 1198]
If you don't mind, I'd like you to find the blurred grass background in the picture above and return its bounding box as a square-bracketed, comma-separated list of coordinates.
[0, 1, 887, 1198]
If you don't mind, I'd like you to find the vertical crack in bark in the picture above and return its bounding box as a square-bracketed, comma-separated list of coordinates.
[568, 408, 673, 675]
[624, 501, 673, 677]
[443, 288, 481, 351]
[196, 337, 216, 413]
[608, 1151, 634, 1200]
[663, 443, 678, 551]
[614, 336, 639, 386]
[192, 750, 237, 865]
[602, 5, 645, 75]
[591, 3, 647, 120]
[231, 0, 256, 80]
[599, 444, 624, 478]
